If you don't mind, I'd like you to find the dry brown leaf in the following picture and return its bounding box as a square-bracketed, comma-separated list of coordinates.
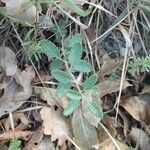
[0, 65, 35, 117]
[0, 45, 17, 76]
[120, 96, 150, 125]
[100, 54, 123, 76]
[98, 79, 132, 97]
[25, 136, 55, 150]
[0, 0, 37, 23]
[102, 116, 117, 137]
[72, 108, 98, 150]
[130, 127, 150, 150]
[13, 65, 35, 101]
[0, 130, 32, 141]
[40, 107, 72, 146]
[33, 74, 52, 83]
[97, 138, 128, 150]
[0, 80, 26, 117]
[34, 86, 68, 108]
[4, 112, 30, 131]
[97, 116, 118, 144]
[24, 127, 44, 150]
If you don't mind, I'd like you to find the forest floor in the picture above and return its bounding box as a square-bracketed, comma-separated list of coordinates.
[0, 0, 150, 150]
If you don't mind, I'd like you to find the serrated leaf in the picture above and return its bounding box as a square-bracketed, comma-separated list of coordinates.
[68, 33, 82, 47]
[51, 70, 71, 83]
[40, 40, 60, 58]
[72, 108, 98, 150]
[69, 43, 82, 65]
[65, 90, 81, 100]
[57, 82, 71, 97]
[88, 101, 103, 118]
[83, 74, 98, 90]
[82, 90, 102, 127]
[50, 59, 62, 71]
[73, 60, 93, 73]
[63, 99, 80, 116]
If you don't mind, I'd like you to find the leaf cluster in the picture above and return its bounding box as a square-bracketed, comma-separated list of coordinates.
[128, 55, 150, 76]
[39, 33, 103, 117]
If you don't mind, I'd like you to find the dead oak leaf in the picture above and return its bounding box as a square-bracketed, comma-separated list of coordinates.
[40, 107, 72, 146]
[120, 96, 150, 125]
[0, 65, 35, 117]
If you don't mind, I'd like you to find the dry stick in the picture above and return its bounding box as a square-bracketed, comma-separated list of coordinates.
[115, 25, 131, 122]
[99, 122, 121, 150]
[17, 106, 44, 113]
[9, 112, 15, 131]
[63, 132, 81, 150]
[91, 14, 128, 43]
[134, 11, 148, 55]
[82, 30, 95, 73]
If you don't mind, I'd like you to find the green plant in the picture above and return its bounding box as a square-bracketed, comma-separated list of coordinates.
[8, 139, 21, 150]
[40, 33, 103, 117]
[128, 55, 150, 75]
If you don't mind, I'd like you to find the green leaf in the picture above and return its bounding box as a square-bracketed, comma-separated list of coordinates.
[40, 40, 60, 58]
[68, 33, 82, 47]
[69, 43, 82, 65]
[9, 139, 21, 150]
[57, 82, 71, 97]
[61, 0, 92, 17]
[73, 60, 93, 73]
[51, 70, 71, 83]
[88, 101, 103, 118]
[72, 108, 98, 149]
[83, 74, 98, 90]
[65, 89, 81, 100]
[50, 59, 62, 71]
[63, 99, 80, 116]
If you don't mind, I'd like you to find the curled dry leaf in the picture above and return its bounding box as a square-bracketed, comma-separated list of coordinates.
[97, 138, 128, 150]
[98, 79, 132, 97]
[34, 86, 68, 108]
[0, 0, 37, 23]
[120, 96, 150, 125]
[130, 127, 150, 150]
[0, 130, 32, 141]
[0, 46, 17, 76]
[0, 65, 35, 117]
[100, 54, 123, 76]
[40, 107, 72, 146]
[72, 108, 98, 150]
